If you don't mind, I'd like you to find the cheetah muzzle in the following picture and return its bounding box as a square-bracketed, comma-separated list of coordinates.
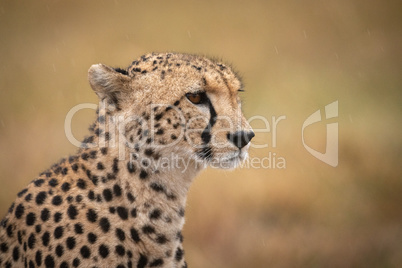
[0, 52, 254, 268]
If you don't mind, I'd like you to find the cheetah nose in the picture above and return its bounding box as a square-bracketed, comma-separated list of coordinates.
[227, 131, 255, 149]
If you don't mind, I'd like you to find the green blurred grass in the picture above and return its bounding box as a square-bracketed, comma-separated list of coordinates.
[0, 1, 401, 267]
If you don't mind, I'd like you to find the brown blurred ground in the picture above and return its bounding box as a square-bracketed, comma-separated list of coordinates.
[0, 1, 401, 267]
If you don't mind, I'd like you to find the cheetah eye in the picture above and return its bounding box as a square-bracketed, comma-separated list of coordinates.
[186, 92, 207, 105]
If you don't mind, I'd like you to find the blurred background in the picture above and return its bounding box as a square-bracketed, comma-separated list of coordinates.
[0, 0, 401, 267]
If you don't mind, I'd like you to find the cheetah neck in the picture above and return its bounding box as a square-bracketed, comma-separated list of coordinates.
[78, 116, 204, 215]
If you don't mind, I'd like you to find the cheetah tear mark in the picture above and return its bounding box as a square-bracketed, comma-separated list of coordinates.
[197, 97, 217, 160]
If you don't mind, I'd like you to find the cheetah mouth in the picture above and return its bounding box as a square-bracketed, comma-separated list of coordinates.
[212, 149, 248, 169]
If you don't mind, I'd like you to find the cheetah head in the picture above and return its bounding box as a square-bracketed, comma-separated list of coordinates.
[88, 53, 254, 171]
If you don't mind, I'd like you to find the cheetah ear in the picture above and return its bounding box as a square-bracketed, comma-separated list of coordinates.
[88, 64, 131, 107]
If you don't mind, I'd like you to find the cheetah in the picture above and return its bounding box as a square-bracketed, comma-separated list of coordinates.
[0, 52, 254, 268]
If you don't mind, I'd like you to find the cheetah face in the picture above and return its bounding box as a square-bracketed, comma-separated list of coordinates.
[88, 53, 254, 170]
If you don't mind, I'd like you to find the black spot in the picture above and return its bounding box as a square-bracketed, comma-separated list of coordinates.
[75, 195, 83, 202]
[130, 228, 140, 243]
[86, 209, 98, 222]
[0, 242, 8, 253]
[36, 191, 47, 205]
[101, 147, 108, 155]
[68, 155, 78, 163]
[71, 163, 79, 172]
[25, 193, 33, 202]
[80, 246, 91, 259]
[113, 184, 122, 196]
[17, 188, 28, 197]
[176, 231, 184, 242]
[88, 190, 95, 200]
[105, 132, 110, 141]
[53, 212, 62, 223]
[48, 178, 58, 187]
[76, 179, 86, 189]
[72, 258, 80, 267]
[1, 217, 7, 228]
[174, 100, 180, 106]
[127, 162, 136, 173]
[15, 204, 25, 219]
[6, 225, 13, 237]
[142, 225, 155, 234]
[113, 158, 119, 173]
[99, 244, 109, 258]
[115, 245, 125, 256]
[89, 150, 97, 159]
[130, 208, 137, 218]
[52, 195, 63, 206]
[150, 209, 161, 220]
[155, 113, 163, 121]
[87, 233, 97, 244]
[175, 247, 184, 262]
[35, 250, 42, 266]
[45, 255, 55, 268]
[150, 259, 164, 267]
[114, 67, 128, 75]
[29, 260, 35, 268]
[26, 212, 36, 226]
[137, 254, 148, 268]
[90, 175, 98, 186]
[60, 262, 68, 268]
[115, 228, 126, 241]
[42, 232, 50, 247]
[178, 208, 185, 217]
[35, 224, 41, 233]
[109, 207, 116, 214]
[55, 244, 64, 257]
[81, 153, 89, 161]
[171, 134, 177, 140]
[156, 128, 164, 135]
[139, 170, 148, 180]
[142, 159, 150, 167]
[61, 182, 71, 192]
[34, 179, 45, 187]
[117, 207, 128, 220]
[68, 205, 78, 220]
[27, 233, 36, 249]
[103, 189, 113, 202]
[97, 162, 105, 170]
[62, 167, 68, 175]
[12, 246, 19, 261]
[156, 235, 168, 244]
[127, 192, 135, 203]
[99, 217, 110, 233]
[150, 183, 164, 192]
[7, 202, 15, 213]
[41, 208, 50, 221]
[82, 136, 94, 144]
[74, 223, 83, 234]
[144, 148, 154, 156]
[54, 226, 64, 239]
[66, 236, 76, 249]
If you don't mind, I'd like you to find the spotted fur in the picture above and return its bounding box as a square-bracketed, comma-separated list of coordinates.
[0, 53, 254, 268]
